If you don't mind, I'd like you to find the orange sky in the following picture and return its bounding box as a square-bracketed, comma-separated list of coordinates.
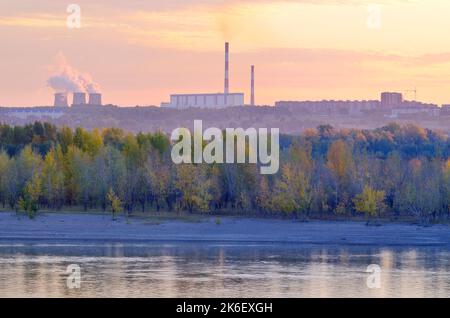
[1, 0, 450, 106]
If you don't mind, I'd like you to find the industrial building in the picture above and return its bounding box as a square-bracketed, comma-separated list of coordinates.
[163, 42, 247, 109]
[72, 92, 86, 106]
[53, 92, 102, 107]
[54, 93, 68, 107]
[88, 93, 102, 106]
[168, 93, 244, 109]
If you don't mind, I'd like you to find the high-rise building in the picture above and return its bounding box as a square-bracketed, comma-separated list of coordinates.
[381, 92, 403, 109]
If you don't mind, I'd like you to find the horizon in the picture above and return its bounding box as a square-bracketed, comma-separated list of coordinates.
[0, 1, 450, 301]
[2, 0, 450, 107]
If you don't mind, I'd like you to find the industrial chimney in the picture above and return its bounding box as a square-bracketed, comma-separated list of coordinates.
[54, 93, 68, 107]
[224, 42, 229, 105]
[250, 65, 255, 106]
[88, 93, 102, 106]
[73, 92, 86, 106]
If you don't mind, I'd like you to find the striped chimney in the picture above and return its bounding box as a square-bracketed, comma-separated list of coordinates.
[250, 65, 255, 106]
[224, 42, 229, 104]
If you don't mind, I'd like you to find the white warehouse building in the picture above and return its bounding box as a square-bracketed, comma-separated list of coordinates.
[166, 93, 244, 109]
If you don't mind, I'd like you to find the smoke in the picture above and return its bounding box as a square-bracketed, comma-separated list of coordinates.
[47, 52, 100, 94]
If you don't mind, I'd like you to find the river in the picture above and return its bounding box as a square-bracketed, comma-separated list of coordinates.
[0, 242, 449, 297]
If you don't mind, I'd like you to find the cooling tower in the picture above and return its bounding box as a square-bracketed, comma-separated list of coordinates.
[73, 92, 86, 106]
[250, 65, 255, 106]
[88, 93, 102, 105]
[54, 93, 68, 107]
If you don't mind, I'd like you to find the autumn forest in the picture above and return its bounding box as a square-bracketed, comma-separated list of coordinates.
[0, 122, 448, 224]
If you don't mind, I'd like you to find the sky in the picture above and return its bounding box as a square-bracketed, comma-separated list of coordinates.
[1, 0, 450, 106]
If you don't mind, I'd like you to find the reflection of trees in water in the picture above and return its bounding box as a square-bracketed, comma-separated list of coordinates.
[1, 245, 450, 297]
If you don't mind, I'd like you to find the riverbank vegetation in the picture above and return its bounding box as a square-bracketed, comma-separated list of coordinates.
[0, 122, 448, 223]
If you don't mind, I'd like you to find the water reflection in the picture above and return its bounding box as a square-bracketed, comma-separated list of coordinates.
[0, 243, 449, 297]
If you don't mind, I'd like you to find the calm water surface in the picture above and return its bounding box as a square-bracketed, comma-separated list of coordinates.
[0, 242, 449, 297]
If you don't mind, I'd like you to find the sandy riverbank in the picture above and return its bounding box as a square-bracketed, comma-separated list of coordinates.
[0, 212, 449, 246]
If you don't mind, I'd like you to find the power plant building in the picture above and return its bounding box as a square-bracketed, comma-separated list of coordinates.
[72, 92, 86, 106]
[168, 93, 244, 109]
[88, 93, 102, 105]
[54, 93, 68, 107]
[163, 42, 246, 109]
[52, 92, 102, 107]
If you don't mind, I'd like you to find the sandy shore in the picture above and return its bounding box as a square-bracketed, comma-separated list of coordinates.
[0, 212, 449, 246]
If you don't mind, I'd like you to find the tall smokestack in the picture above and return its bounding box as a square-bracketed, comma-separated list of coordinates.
[54, 93, 68, 107]
[224, 42, 229, 104]
[250, 65, 255, 106]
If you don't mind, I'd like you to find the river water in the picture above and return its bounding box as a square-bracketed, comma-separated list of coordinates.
[0, 242, 449, 297]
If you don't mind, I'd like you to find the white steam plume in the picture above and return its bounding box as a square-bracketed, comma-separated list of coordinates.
[47, 52, 100, 94]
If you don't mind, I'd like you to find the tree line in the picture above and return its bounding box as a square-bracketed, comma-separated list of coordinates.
[0, 122, 448, 223]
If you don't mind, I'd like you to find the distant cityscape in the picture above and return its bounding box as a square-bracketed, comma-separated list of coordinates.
[0, 42, 449, 126]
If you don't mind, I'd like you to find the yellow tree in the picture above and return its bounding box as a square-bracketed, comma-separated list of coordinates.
[86, 129, 103, 156]
[327, 140, 355, 213]
[175, 164, 211, 213]
[107, 188, 123, 220]
[353, 185, 386, 223]
[271, 164, 297, 215]
[327, 140, 354, 179]
[272, 162, 312, 219]
[74, 128, 103, 156]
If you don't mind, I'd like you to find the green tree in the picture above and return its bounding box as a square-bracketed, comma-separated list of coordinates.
[397, 159, 443, 224]
[41, 147, 65, 209]
[18, 173, 42, 218]
[0, 152, 10, 208]
[444, 160, 450, 217]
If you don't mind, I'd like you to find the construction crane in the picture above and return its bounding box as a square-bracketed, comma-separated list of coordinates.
[404, 88, 417, 101]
